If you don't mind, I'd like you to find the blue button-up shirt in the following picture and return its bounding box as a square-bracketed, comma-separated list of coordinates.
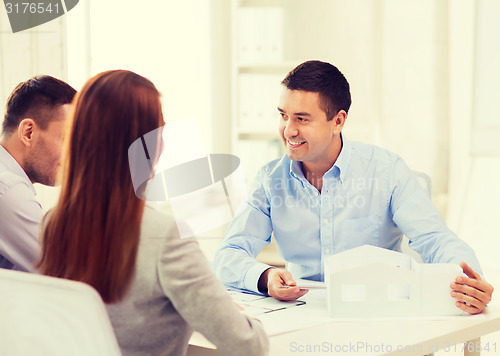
[213, 138, 482, 293]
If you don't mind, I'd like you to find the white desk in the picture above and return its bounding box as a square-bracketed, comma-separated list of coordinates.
[188, 303, 500, 356]
[268, 306, 500, 355]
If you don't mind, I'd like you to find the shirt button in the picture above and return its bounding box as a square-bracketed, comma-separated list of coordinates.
[323, 219, 329, 224]
[325, 249, 331, 254]
[314, 191, 319, 196]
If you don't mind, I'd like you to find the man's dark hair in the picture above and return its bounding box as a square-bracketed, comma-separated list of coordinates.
[281, 60, 351, 120]
[2, 75, 76, 135]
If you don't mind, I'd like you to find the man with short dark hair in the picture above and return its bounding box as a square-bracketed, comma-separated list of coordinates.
[0, 75, 76, 271]
[214, 60, 493, 314]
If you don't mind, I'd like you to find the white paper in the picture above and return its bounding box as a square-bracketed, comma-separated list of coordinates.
[228, 289, 305, 317]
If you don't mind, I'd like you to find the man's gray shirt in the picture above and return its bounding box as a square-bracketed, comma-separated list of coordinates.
[0, 145, 40, 271]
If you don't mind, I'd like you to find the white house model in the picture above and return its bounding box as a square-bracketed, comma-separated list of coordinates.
[324, 245, 463, 318]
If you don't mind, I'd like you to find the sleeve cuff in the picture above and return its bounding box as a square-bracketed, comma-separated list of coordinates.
[244, 262, 274, 294]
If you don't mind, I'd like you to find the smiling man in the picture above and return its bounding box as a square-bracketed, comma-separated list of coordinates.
[214, 60, 493, 314]
[0, 75, 76, 271]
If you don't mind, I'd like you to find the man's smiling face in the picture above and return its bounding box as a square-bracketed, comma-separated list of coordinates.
[278, 88, 338, 165]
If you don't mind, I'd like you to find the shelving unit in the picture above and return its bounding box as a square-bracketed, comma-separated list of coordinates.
[230, 0, 295, 185]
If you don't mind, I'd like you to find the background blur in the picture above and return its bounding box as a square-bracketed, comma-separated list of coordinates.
[1, 1, 499, 346]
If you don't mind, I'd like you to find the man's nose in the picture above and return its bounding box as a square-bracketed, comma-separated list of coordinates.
[283, 120, 298, 138]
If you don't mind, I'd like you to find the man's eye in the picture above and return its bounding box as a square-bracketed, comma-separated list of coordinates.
[298, 117, 307, 122]
[279, 113, 287, 119]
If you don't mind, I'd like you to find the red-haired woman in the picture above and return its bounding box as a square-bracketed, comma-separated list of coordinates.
[38, 70, 269, 356]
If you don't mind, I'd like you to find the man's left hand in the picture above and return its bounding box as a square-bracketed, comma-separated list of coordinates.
[451, 262, 494, 314]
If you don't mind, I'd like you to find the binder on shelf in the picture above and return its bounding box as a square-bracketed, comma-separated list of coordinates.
[263, 8, 283, 63]
[238, 73, 284, 133]
[237, 7, 283, 64]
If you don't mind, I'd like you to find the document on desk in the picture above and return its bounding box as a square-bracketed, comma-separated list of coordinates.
[228, 289, 305, 316]
[229, 284, 482, 337]
[259, 288, 332, 336]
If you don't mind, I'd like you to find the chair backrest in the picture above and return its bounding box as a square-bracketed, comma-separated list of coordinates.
[0, 269, 121, 356]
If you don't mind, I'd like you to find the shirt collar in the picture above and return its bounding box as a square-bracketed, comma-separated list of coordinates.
[0, 144, 36, 194]
[288, 133, 352, 185]
[289, 159, 306, 187]
[331, 134, 351, 183]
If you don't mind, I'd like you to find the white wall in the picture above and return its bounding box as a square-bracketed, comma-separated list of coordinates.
[86, 0, 213, 151]
[0, 10, 67, 113]
[447, 0, 500, 297]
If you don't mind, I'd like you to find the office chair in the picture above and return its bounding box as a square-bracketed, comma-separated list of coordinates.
[0, 268, 121, 356]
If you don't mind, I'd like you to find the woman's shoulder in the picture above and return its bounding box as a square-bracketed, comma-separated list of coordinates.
[139, 204, 201, 261]
[141, 204, 179, 238]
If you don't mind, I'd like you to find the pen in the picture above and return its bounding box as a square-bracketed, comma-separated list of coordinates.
[280, 284, 326, 289]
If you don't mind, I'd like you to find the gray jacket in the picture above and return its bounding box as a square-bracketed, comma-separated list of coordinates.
[106, 206, 269, 356]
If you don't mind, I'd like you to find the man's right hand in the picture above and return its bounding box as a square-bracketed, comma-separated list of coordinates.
[258, 268, 309, 301]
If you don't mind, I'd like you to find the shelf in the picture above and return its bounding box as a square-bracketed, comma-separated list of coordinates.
[237, 130, 281, 141]
[238, 0, 284, 8]
[237, 62, 297, 74]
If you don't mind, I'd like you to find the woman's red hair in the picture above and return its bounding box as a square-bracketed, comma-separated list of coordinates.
[38, 70, 164, 303]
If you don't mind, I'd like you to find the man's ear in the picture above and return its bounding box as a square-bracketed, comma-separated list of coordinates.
[332, 110, 347, 134]
[18, 118, 36, 148]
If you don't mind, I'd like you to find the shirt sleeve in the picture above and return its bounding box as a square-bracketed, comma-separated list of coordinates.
[157, 228, 269, 356]
[389, 157, 483, 276]
[213, 167, 275, 293]
[0, 180, 42, 272]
